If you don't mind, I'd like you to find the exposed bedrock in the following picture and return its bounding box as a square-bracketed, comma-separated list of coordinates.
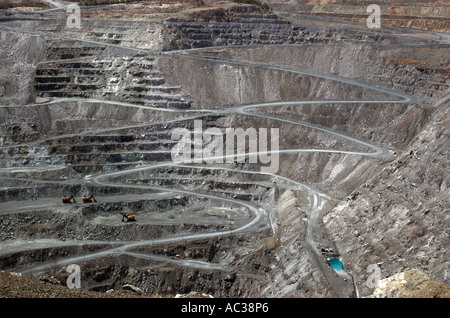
[0, 2, 449, 298]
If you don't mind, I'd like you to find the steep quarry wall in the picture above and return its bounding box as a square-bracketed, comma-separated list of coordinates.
[0, 31, 46, 106]
[0, 1, 449, 298]
[324, 93, 450, 297]
[268, 1, 450, 33]
[156, 40, 449, 297]
[260, 189, 335, 297]
[158, 43, 448, 194]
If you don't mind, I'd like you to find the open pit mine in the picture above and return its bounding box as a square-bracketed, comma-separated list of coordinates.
[0, 0, 449, 299]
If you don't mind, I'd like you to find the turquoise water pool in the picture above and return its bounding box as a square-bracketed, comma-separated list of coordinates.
[328, 258, 343, 271]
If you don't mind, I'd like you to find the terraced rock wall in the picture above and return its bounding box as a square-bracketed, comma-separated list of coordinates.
[0, 2, 448, 298]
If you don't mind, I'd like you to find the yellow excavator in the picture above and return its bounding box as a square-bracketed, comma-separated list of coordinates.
[62, 195, 76, 204]
[121, 212, 136, 222]
[82, 195, 97, 203]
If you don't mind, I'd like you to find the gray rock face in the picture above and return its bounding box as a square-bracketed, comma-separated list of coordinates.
[323, 93, 450, 297]
[0, 2, 448, 298]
